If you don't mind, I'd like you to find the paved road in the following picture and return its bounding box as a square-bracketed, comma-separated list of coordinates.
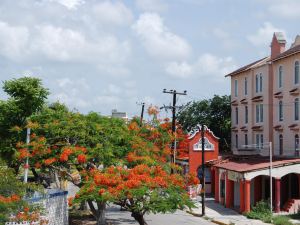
[106, 205, 214, 225]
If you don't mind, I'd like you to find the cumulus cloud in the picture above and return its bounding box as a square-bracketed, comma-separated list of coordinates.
[52, 78, 91, 109]
[0, 22, 131, 69]
[268, 0, 300, 19]
[247, 22, 286, 46]
[93, 1, 133, 26]
[48, 0, 85, 10]
[165, 53, 237, 80]
[132, 13, 191, 60]
[165, 62, 193, 78]
[0, 21, 30, 61]
[135, 0, 168, 12]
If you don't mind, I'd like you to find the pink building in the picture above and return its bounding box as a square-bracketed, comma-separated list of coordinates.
[213, 33, 300, 214]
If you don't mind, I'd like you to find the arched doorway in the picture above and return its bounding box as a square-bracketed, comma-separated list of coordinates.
[281, 173, 300, 208]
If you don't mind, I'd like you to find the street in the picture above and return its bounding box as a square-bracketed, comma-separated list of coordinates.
[106, 205, 214, 225]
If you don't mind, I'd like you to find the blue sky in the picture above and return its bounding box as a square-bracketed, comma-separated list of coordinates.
[0, 0, 299, 117]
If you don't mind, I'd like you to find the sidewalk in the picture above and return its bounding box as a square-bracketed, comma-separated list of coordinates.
[188, 197, 268, 225]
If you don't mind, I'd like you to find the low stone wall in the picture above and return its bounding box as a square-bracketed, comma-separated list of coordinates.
[26, 189, 68, 225]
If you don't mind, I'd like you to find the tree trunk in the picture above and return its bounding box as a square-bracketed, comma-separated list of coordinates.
[131, 212, 148, 225]
[96, 202, 106, 225]
[87, 200, 106, 225]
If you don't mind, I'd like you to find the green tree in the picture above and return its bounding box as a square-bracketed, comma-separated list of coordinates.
[177, 95, 231, 152]
[0, 77, 49, 168]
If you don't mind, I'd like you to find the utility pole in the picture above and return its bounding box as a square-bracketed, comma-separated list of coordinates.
[137, 102, 145, 125]
[24, 127, 30, 183]
[201, 125, 206, 216]
[162, 89, 187, 166]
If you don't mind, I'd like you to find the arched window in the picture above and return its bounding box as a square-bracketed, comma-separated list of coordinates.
[295, 61, 299, 85]
[279, 101, 283, 121]
[278, 66, 283, 88]
[295, 98, 299, 121]
[295, 134, 299, 156]
[279, 134, 283, 155]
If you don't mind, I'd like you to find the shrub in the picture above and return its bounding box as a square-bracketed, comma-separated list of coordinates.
[272, 216, 293, 225]
[245, 200, 272, 223]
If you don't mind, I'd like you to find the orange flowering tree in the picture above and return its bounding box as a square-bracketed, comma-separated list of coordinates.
[17, 107, 198, 225]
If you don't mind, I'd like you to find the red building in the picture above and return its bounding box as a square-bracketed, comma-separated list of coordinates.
[176, 125, 220, 194]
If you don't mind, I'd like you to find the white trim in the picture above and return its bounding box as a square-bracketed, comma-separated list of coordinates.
[188, 124, 219, 140]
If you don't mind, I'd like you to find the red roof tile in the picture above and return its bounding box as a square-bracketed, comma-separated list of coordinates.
[272, 45, 300, 62]
[215, 157, 300, 173]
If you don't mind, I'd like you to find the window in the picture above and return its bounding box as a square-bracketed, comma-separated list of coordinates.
[244, 134, 248, 147]
[296, 135, 299, 150]
[256, 104, 263, 123]
[278, 66, 283, 88]
[256, 134, 263, 149]
[295, 134, 299, 156]
[245, 106, 248, 124]
[235, 134, 238, 148]
[295, 61, 299, 85]
[234, 80, 238, 97]
[295, 98, 299, 121]
[235, 107, 238, 124]
[255, 74, 259, 93]
[256, 73, 263, 93]
[244, 77, 248, 95]
[279, 134, 283, 155]
[259, 73, 263, 92]
[279, 101, 283, 121]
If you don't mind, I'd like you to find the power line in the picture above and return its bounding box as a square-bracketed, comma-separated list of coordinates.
[162, 89, 187, 170]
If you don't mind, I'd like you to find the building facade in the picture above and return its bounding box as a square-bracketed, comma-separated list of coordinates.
[214, 33, 300, 214]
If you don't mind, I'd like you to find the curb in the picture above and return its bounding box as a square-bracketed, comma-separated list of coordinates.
[186, 211, 230, 225]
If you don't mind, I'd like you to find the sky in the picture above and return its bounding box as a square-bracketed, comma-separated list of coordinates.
[0, 0, 299, 118]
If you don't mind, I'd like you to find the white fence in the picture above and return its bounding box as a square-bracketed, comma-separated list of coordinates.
[6, 189, 68, 225]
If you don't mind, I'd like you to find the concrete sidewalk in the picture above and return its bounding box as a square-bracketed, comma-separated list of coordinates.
[188, 197, 268, 225]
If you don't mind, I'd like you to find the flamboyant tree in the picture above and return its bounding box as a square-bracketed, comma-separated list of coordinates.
[17, 107, 198, 225]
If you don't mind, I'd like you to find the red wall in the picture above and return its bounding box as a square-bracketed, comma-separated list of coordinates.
[188, 129, 219, 174]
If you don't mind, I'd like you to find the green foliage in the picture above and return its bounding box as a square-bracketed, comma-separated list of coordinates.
[272, 215, 293, 225]
[30, 103, 131, 168]
[245, 200, 272, 223]
[177, 95, 231, 152]
[0, 77, 49, 166]
[0, 161, 42, 224]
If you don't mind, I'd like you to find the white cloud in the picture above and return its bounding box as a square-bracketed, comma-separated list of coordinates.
[0, 22, 131, 73]
[165, 62, 193, 78]
[247, 22, 286, 46]
[93, 1, 133, 26]
[52, 78, 91, 109]
[268, 0, 300, 19]
[164, 53, 237, 80]
[194, 53, 237, 78]
[135, 0, 168, 12]
[132, 13, 191, 60]
[48, 0, 85, 10]
[33, 25, 130, 64]
[0, 21, 29, 61]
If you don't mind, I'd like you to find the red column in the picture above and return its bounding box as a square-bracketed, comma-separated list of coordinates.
[226, 175, 234, 208]
[275, 178, 281, 213]
[240, 180, 245, 213]
[254, 176, 262, 205]
[215, 169, 219, 203]
[211, 167, 215, 197]
[244, 180, 251, 213]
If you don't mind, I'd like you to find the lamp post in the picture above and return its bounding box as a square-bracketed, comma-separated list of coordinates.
[201, 124, 206, 216]
[24, 127, 30, 183]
